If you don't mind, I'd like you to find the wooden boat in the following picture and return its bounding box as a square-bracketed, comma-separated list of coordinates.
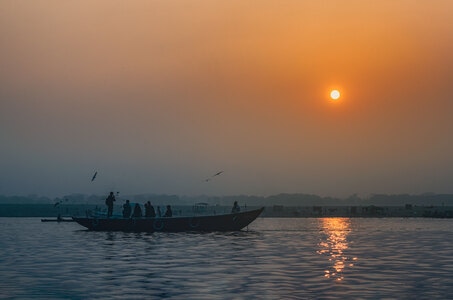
[72, 207, 264, 232]
[41, 217, 75, 222]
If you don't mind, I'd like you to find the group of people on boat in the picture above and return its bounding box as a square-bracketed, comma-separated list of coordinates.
[121, 200, 172, 219]
[106, 192, 240, 219]
[105, 192, 172, 218]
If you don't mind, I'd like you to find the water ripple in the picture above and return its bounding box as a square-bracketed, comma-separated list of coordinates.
[0, 218, 452, 299]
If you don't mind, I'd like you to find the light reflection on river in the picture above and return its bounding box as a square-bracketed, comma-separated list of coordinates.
[317, 218, 357, 281]
[0, 217, 452, 299]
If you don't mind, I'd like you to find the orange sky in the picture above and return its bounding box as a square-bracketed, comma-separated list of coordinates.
[1, 1, 452, 197]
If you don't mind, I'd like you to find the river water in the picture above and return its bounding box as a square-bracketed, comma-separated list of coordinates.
[0, 217, 452, 299]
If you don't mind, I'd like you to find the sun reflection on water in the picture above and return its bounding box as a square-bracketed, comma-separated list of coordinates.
[317, 218, 357, 281]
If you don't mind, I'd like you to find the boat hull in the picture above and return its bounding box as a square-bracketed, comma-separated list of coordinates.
[72, 207, 264, 232]
[41, 218, 74, 222]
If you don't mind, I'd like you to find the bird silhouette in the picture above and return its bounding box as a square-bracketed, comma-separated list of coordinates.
[91, 171, 98, 182]
[204, 171, 224, 182]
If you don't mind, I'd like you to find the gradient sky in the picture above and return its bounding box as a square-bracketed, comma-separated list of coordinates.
[1, 1, 452, 198]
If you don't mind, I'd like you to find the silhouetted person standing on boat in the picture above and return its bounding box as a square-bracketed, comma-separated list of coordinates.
[122, 200, 131, 218]
[231, 201, 240, 213]
[105, 192, 116, 218]
[163, 205, 173, 217]
[132, 203, 142, 218]
[144, 201, 156, 218]
[157, 206, 162, 217]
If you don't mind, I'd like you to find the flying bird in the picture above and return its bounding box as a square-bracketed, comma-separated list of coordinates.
[205, 171, 224, 182]
[91, 171, 98, 182]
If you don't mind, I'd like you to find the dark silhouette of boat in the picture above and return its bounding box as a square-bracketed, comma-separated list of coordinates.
[41, 217, 74, 222]
[72, 207, 264, 232]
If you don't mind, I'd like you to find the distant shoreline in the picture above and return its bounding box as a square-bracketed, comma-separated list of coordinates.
[1, 204, 452, 218]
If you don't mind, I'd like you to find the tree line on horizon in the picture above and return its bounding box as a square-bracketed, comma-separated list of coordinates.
[0, 193, 452, 206]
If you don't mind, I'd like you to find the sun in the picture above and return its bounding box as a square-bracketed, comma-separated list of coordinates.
[330, 90, 340, 100]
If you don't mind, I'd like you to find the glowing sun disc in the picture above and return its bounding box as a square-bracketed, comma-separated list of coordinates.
[330, 90, 340, 100]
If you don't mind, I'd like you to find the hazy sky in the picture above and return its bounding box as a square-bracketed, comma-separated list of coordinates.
[1, 1, 452, 198]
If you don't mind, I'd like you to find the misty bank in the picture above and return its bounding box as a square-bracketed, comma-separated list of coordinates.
[1, 204, 452, 218]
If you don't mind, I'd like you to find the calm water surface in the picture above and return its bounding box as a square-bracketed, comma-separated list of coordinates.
[0, 217, 452, 299]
